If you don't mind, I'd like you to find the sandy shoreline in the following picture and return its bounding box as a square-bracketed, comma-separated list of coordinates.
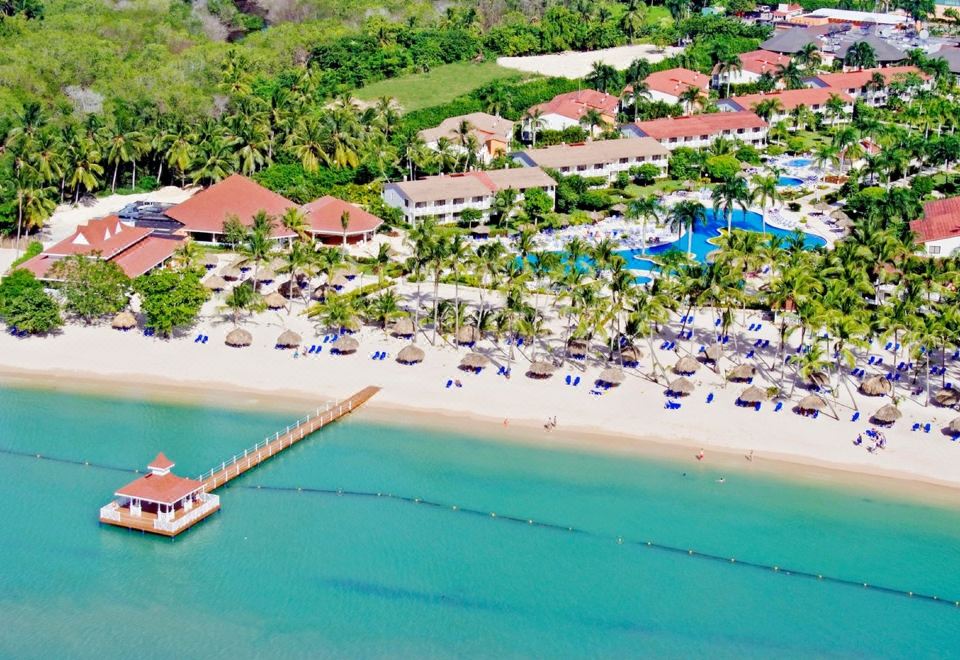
[3, 359, 960, 509]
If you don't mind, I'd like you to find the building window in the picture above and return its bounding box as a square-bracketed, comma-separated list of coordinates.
[619, 158, 628, 164]
[930, 245, 941, 255]
[453, 198, 464, 204]
[737, 128, 744, 134]
[472, 196, 483, 202]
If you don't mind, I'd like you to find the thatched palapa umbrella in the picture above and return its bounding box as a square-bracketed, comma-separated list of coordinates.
[704, 343, 723, 363]
[596, 367, 624, 387]
[460, 352, 490, 371]
[204, 275, 227, 292]
[527, 360, 556, 379]
[813, 202, 833, 212]
[225, 328, 252, 347]
[805, 371, 829, 388]
[621, 345, 642, 366]
[391, 318, 415, 338]
[667, 377, 695, 396]
[797, 394, 827, 412]
[311, 285, 327, 301]
[328, 273, 348, 289]
[456, 325, 481, 346]
[674, 356, 700, 375]
[860, 375, 892, 397]
[933, 387, 959, 408]
[204, 253, 219, 269]
[278, 279, 302, 299]
[222, 266, 242, 281]
[111, 311, 136, 330]
[728, 364, 756, 382]
[567, 338, 588, 359]
[255, 268, 276, 283]
[737, 385, 767, 405]
[331, 335, 359, 355]
[947, 417, 960, 435]
[396, 345, 425, 365]
[276, 329, 301, 348]
[871, 404, 902, 424]
[265, 292, 287, 310]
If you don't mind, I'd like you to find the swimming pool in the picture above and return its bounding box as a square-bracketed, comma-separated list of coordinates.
[777, 176, 804, 187]
[785, 158, 812, 168]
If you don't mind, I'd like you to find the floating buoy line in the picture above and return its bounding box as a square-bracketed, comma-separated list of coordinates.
[3, 446, 958, 609]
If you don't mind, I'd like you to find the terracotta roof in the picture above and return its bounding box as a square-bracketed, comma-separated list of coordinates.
[910, 197, 960, 244]
[530, 90, 619, 122]
[484, 168, 557, 190]
[165, 175, 297, 237]
[148, 453, 174, 470]
[724, 88, 853, 112]
[419, 112, 514, 145]
[644, 68, 710, 97]
[737, 50, 792, 76]
[110, 236, 184, 278]
[630, 112, 767, 140]
[115, 472, 203, 505]
[517, 138, 669, 169]
[388, 168, 554, 203]
[807, 66, 927, 90]
[45, 216, 152, 259]
[301, 196, 383, 236]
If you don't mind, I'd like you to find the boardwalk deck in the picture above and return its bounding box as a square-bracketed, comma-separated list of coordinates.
[198, 386, 380, 492]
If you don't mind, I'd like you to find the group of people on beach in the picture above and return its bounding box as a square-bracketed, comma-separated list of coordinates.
[855, 429, 887, 453]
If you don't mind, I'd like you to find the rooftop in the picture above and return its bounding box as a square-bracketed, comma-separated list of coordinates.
[389, 168, 555, 203]
[644, 68, 710, 96]
[530, 89, 620, 121]
[165, 174, 297, 237]
[419, 112, 514, 145]
[910, 197, 960, 244]
[630, 112, 768, 140]
[760, 27, 822, 53]
[736, 50, 792, 75]
[724, 88, 853, 111]
[832, 33, 907, 63]
[804, 8, 910, 25]
[115, 470, 203, 505]
[301, 196, 384, 235]
[516, 138, 669, 168]
[807, 65, 927, 90]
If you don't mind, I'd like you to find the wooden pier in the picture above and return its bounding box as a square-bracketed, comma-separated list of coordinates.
[99, 386, 380, 537]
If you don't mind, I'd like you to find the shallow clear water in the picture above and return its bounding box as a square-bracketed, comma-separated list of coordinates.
[1, 386, 959, 658]
[777, 176, 804, 187]
[785, 158, 813, 168]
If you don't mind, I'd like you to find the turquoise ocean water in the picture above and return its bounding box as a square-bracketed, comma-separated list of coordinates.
[1, 386, 960, 658]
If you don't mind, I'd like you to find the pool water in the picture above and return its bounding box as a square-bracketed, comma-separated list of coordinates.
[777, 176, 804, 187]
[785, 158, 813, 168]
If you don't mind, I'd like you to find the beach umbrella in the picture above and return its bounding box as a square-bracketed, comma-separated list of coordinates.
[396, 345, 425, 365]
[255, 268, 276, 283]
[204, 275, 227, 292]
[597, 367, 625, 386]
[567, 338, 589, 358]
[674, 356, 700, 375]
[804, 371, 829, 388]
[830, 209, 851, 222]
[470, 225, 492, 238]
[269, 257, 286, 271]
[203, 253, 219, 269]
[667, 377, 695, 396]
[797, 394, 827, 412]
[311, 285, 327, 302]
[329, 273, 348, 289]
[948, 417, 960, 434]
[814, 201, 832, 212]
[390, 318, 415, 338]
[278, 279, 302, 299]
[225, 328, 252, 347]
[222, 266, 242, 281]
[276, 329, 301, 348]
[460, 352, 490, 370]
[526, 360, 557, 379]
[331, 335, 359, 355]
[860, 375, 892, 396]
[871, 404, 902, 424]
[728, 364, 756, 382]
[621, 345, 643, 365]
[111, 311, 136, 330]
[456, 325, 481, 346]
[737, 385, 767, 404]
[704, 343, 723, 363]
[933, 388, 959, 407]
[265, 292, 287, 310]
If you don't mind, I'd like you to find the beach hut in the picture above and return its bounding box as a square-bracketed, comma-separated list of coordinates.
[222, 266, 242, 281]
[860, 375, 892, 397]
[278, 279, 302, 299]
[390, 318, 415, 338]
[203, 253, 219, 270]
[674, 356, 700, 375]
[737, 385, 767, 405]
[621, 345, 643, 367]
[225, 328, 252, 347]
[871, 404, 902, 425]
[456, 325, 481, 346]
[111, 311, 136, 331]
[396, 345, 425, 365]
[567, 338, 589, 359]
[459, 352, 490, 371]
[204, 275, 228, 292]
[667, 377, 695, 396]
[704, 343, 723, 363]
[797, 394, 827, 413]
[596, 367, 625, 387]
[728, 364, 756, 382]
[469, 225, 492, 239]
[527, 360, 557, 379]
[933, 388, 959, 408]
[331, 335, 359, 355]
[264, 292, 287, 310]
[275, 329, 301, 349]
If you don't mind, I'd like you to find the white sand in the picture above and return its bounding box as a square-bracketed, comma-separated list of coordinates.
[497, 45, 684, 79]
[2, 270, 959, 495]
[42, 187, 196, 246]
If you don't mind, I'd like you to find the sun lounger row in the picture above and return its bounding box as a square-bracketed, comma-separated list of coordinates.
[194, 334, 209, 344]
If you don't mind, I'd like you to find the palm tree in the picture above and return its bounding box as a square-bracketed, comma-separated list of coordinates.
[523, 108, 546, 147]
[579, 108, 606, 136]
[222, 281, 262, 327]
[751, 98, 784, 123]
[585, 61, 619, 94]
[794, 43, 822, 71]
[669, 200, 707, 258]
[715, 52, 743, 98]
[775, 60, 805, 90]
[845, 41, 877, 70]
[280, 207, 311, 243]
[307, 293, 360, 334]
[751, 173, 782, 236]
[626, 195, 662, 256]
[711, 175, 751, 234]
[678, 86, 703, 115]
[276, 240, 316, 311]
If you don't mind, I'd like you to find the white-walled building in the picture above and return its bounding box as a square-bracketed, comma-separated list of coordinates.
[910, 197, 960, 257]
[623, 112, 768, 150]
[643, 68, 711, 105]
[804, 66, 931, 106]
[419, 112, 515, 164]
[712, 50, 792, 88]
[522, 90, 619, 139]
[718, 88, 853, 123]
[383, 168, 556, 224]
[513, 138, 669, 182]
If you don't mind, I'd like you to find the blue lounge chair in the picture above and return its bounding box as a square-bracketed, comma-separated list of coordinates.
[851, 411, 860, 422]
[307, 346, 315, 354]
[924, 423, 931, 433]
[714, 319, 721, 327]
[885, 342, 892, 350]
[573, 376, 581, 386]
[774, 401, 783, 412]
[755, 403, 761, 411]
[202, 335, 208, 343]
[912, 423, 920, 431]
[445, 379, 453, 388]
[706, 393, 714, 403]
[565, 375, 571, 385]
[812, 410, 819, 419]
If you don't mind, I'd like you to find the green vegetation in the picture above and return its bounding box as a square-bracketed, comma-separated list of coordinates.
[133, 269, 209, 337]
[49, 255, 130, 323]
[0, 268, 62, 334]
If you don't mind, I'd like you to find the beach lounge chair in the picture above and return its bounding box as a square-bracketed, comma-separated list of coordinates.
[565, 375, 571, 385]
[851, 412, 860, 422]
[573, 376, 581, 386]
[202, 335, 208, 343]
[706, 393, 714, 403]
[885, 342, 892, 351]
[812, 410, 819, 419]
[912, 423, 920, 431]
[774, 402, 783, 412]
[446, 379, 453, 389]
[194, 334, 202, 343]
[924, 424, 931, 433]
[755, 403, 761, 411]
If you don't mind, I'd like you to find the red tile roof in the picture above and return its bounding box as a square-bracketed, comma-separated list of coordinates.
[530, 90, 619, 122]
[165, 175, 297, 237]
[644, 68, 710, 98]
[111, 236, 184, 278]
[301, 196, 384, 236]
[148, 453, 175, 471]
[910, 197, 960, 244]
[45, 216, 152, 259]
[737, 50, 791, 75]
[631, 111, 767, 140]
[808, 66, 928, 90]
[115, 471, 203, 505]
[725, 88, 853, 112]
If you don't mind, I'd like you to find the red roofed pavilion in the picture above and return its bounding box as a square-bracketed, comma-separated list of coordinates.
[165, 174, 297, 241]
[910, 197, 960, 257]
[100, 453, 220, 537]
[301, 196, 384, 245]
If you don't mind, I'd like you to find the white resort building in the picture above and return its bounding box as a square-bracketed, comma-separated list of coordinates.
[418, 112, 515, 164]
[513, 138, 669, 182]
[623, 112, 768, 150]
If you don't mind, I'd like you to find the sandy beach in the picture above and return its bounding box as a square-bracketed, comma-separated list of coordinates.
[497, 44, 684, 78]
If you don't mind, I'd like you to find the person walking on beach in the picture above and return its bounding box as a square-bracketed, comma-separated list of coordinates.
[696, 449, 705, 461]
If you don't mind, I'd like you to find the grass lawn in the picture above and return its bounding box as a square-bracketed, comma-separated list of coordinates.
[354, 61, 524, 113]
